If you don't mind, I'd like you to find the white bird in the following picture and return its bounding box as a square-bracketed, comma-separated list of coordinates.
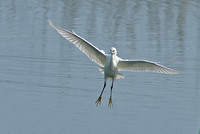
[49, 20, 179, 108]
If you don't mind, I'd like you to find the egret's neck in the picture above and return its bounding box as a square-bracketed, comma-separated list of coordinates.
[111, 54, 115, 60]
[110, 54, 117, 67]
[111, 53, 117, 57]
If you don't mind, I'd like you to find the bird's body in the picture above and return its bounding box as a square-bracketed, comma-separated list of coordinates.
[104, 50, 120, 80]
[49, 20, 179, 108]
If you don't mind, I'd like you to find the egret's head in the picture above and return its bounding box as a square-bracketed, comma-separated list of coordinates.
[110, 47, 117, 55]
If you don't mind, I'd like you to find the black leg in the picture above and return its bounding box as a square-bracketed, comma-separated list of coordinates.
[95, 81, 106, 106]
[108, 80, 114, 108]
[100, 81, 106, 96]
[110, 80, 114, 96]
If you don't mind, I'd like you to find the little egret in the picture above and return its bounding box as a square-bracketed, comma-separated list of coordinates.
[49, 20, 179, 108]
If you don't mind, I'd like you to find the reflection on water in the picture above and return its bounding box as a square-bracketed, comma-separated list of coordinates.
[0, 0, 200, 134]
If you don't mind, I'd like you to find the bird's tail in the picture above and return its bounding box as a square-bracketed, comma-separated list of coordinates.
[115, 73, 125, 80]
[98, 67, 104, 74]
[98, 67, 125, 80]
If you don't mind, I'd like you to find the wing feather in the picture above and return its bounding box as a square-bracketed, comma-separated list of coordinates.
[49, 20, 106, 67]
[118, 60, 179, 74]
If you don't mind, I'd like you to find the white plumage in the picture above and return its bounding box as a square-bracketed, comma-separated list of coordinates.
[49, 20, 179, 108]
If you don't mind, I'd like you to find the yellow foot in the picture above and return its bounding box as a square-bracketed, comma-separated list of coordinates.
[108, 97, 113, 108]
[95, 96, 102, 106]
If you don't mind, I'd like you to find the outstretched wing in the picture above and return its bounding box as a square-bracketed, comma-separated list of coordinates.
[49, 20, 106, 67]
[118, 60, 179, 74]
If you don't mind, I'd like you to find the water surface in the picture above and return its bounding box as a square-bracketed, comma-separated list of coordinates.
[0, 0, 200, 134]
